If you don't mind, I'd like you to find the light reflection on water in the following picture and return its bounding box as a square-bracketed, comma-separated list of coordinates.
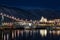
[40, 29, 47, 37]
[1, 29, 60, 40]
[49, 30, 60, 35]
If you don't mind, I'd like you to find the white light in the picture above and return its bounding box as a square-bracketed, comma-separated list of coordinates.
[40, 16, 47, 22]
[29, 23, 32, 26]
[12, 16, 14, 19]
[40, 29, 47, 37]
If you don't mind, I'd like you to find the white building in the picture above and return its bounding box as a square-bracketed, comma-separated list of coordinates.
[40, 16, 47, 22]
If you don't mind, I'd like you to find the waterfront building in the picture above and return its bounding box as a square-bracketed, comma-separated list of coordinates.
[40, 16, 47, 22]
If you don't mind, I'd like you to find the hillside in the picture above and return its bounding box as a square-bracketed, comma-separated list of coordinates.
[0, 5, 60, 20]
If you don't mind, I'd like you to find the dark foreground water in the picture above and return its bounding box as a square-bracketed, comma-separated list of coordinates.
[0, 29, 60, 40]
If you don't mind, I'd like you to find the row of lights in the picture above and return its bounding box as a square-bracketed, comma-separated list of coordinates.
[0, 13, 21, 21]
[0, 13, 34, 23]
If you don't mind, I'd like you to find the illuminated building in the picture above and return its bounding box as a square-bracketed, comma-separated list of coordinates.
[54, 19, 60, 22]
[2, 22, 13, 27]
[40, 16, 47, 22]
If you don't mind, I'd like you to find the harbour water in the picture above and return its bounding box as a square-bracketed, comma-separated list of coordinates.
[0, 29, 60, 40]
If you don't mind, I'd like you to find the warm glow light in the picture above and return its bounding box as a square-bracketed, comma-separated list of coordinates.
[57, 31, 60, 35]
[12, 31, 14, 39]
[17, 30, 20, 37]
[40, 29, 47, 37]
[12, 16, 14, 19]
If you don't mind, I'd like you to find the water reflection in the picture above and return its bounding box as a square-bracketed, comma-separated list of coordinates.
[49, 30, 60, 35]
[15, 30, 17, 37]
[20, 30, 23, 36]
[4, 34, 6, 40]
[1, 29, 60, 40]
[17, 30, 20, 37]
[12, 31, 14, 39]
[40, 29, 47, 37]
[7, 34, 9, 40]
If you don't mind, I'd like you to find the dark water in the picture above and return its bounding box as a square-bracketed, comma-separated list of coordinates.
[1, 29, 60, 40]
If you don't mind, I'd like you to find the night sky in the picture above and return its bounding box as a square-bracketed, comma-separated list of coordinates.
[0, 0, 60, 9]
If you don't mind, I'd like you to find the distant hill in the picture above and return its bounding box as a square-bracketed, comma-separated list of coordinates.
[0, 5, 60, 20]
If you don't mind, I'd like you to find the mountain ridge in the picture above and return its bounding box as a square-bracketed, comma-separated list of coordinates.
[0, 5, 60, 20]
